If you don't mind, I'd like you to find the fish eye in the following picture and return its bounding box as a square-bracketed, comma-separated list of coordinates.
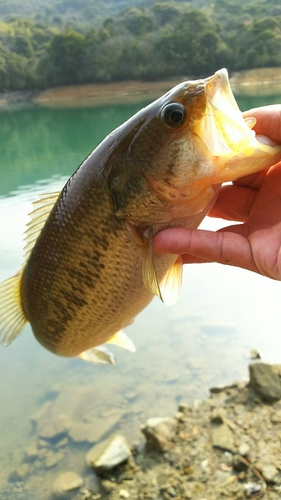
[161, 103, 187, 129]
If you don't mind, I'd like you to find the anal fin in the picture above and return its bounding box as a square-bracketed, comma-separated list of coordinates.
[106, 330, 136, 352]
[78, 345, 116, 365]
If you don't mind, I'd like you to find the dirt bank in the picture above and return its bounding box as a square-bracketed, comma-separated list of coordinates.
[0, 68, 280, 109]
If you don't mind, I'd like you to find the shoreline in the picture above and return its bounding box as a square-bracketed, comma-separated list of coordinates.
[3, 362, 281, 499]
[0, 68, 281, 109]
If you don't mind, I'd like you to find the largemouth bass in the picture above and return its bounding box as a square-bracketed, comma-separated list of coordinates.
[1, 69, 281, 364]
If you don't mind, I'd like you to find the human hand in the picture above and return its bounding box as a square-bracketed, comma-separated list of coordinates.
[154, 105, 281, 280]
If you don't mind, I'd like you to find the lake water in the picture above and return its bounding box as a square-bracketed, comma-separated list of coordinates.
[0, 89, 281, 498]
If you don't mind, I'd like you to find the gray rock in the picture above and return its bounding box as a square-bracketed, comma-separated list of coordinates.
[86, 434, 131, 472]
[249, 363, 281, 402]
[140, 417, 177, 452]
[262, 464, 278, 483]
[211, 423, 235, 453]
[52, 471, 83, 499]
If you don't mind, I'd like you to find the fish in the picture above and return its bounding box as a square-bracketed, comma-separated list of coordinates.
[1, 68, 281, 364]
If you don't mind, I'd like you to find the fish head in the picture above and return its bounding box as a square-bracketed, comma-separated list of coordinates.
[106, 69, 281, 224]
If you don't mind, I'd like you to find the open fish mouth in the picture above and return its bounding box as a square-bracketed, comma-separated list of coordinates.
[195, 68, 280, 183]
[201, 68, 257, 159]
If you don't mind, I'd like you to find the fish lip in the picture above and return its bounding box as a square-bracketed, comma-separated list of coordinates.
[206, 68, 238, 110]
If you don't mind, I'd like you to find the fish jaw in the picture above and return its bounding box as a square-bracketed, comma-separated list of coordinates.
[195, 68, 281, 184]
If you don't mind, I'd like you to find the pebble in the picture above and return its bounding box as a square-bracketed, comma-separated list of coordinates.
[119, 489, 130, 498]
[238, 442, 250, 457]
[140, 417, 177, 451]
[52, 471, 83, 499]
[262, 464, 278, 483]
[86, 434, 131, 472]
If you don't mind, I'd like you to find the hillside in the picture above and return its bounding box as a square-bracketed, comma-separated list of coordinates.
[0, 0, 280, 92]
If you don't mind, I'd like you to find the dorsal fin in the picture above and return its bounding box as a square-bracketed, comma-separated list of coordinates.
[0, 272, 27, 346]
[23, 192, 60, 264]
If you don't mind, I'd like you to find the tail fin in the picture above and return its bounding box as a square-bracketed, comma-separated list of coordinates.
[0, 272, 27, 346]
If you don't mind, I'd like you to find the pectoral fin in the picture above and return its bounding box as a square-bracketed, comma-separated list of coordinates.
[160, 256, 183, 306]
[106, 330, 136, 352]
[141, 229, 163, 302]
[78, 345, 116, 365]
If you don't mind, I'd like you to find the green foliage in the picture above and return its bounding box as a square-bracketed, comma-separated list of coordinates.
[0, 0, 280, 91]
[38, 30, 85, 85]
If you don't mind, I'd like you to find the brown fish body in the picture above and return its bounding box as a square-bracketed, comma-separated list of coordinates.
[21, 93, 210, 356]
[21, 163, 177, 356]
[1, 68, 281, 360]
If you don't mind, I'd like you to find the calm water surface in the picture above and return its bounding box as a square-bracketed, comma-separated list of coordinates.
[0, 91, 281, 498]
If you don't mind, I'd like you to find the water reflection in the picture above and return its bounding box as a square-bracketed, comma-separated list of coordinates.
[0, 102, 150, 197]
[0, 93, 281, 498]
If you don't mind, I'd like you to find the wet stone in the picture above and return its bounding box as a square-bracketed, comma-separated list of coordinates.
[52, 471, 83, 499]
[86, 434, 131, 472]
[249, 362, 281, 402]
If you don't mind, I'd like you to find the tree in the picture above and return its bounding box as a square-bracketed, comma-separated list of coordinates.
[37, 30, 85, 86]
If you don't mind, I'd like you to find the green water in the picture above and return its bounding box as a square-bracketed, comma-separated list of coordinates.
[0, 91, 281, 499]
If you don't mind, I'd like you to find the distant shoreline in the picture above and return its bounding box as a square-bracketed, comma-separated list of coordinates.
[0, 67, 281, 109]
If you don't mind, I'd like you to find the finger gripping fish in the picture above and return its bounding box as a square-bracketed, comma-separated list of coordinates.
[1, 69, 281, 364]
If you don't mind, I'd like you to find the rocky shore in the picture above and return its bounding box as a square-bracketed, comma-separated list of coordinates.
[2, 361, 281, 500]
